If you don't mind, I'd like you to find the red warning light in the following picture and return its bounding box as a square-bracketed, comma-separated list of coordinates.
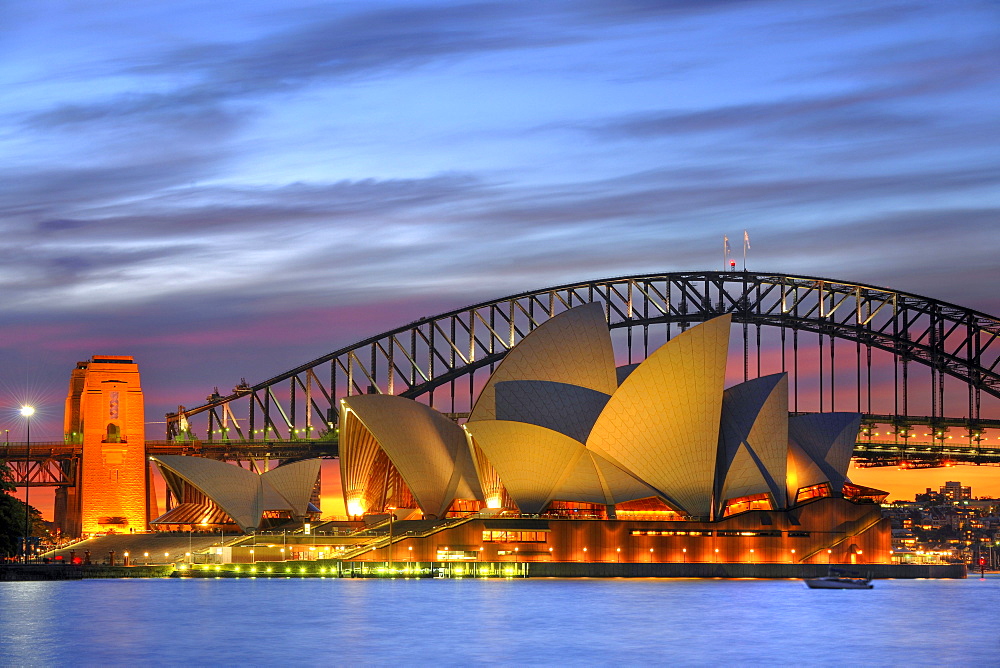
[729, 260, 736, 268]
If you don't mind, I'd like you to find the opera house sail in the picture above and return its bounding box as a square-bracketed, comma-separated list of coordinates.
[149, 456, 322, 532]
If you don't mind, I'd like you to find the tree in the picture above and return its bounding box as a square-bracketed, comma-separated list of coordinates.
[0, 459, 44, 559]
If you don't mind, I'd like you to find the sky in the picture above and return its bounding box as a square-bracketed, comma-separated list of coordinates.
[2, 0, 999, 509]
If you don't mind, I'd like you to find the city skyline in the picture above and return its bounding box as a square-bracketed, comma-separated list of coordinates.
[3, 1, 999, 508]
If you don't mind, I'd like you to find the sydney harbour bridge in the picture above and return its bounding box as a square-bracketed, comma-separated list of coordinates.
[6, 270, 1000, 491]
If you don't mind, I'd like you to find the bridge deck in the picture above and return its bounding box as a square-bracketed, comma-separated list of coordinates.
[4, 429, 999, 481]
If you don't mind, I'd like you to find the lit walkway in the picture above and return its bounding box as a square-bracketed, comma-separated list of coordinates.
[41, 534, 225, 564]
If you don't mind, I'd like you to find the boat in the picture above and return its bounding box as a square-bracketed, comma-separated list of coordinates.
[804, 568, 873, 589]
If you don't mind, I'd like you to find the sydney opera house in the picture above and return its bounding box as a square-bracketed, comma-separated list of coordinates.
[337, 305, 890, 565]
[142, 305, 887, 566]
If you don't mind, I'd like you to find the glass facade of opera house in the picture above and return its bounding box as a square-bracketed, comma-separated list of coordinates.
[153, 305, 891, 565]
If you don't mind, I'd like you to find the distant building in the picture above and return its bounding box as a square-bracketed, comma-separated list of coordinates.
[941, 481, 972, 502]
[916, 488, 946, 505]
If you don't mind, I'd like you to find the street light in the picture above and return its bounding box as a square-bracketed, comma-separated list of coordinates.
[387, 507, 396, 573]
[20, 405, 34, 564]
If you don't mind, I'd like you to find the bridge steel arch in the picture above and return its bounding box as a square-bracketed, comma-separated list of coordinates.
[166, 271, 1000, 449]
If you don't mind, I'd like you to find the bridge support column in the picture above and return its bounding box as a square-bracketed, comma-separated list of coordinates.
[65, 356, 148, 536]
[53, 485, 80, 537]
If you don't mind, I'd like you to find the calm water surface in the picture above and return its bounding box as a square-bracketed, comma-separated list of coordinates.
[1, 576, 997, 666]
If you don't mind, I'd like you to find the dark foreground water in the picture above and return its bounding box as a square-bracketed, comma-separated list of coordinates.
[1, 576, 998, 666]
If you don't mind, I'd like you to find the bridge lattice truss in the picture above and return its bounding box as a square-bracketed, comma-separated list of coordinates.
[165, 271, 1000, 466]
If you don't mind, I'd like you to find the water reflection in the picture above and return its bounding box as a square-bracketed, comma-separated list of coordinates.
[1, 577, 996, 665]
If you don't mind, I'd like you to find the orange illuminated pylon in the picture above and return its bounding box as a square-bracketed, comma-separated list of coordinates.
[58, 356, 147, 536]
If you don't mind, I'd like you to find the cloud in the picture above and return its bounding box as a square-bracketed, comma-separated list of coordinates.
[566, 30, 1000, 149]
[0, 153, 227, 222]
[22, 3, 579, 131]
[27, 173, 486, 240]
[581, 99, 932, 141]
[25, 93, 243, 134]
[577, 64, 996, 144]
[5, 155, 996, 320]
[571, 0, 794, 23]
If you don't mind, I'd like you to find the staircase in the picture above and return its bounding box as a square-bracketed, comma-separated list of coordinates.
[798, 512, 887, 562]
[337, 513, 481, 561]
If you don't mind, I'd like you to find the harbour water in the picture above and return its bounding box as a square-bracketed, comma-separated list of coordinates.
[2, 576, 998, 666]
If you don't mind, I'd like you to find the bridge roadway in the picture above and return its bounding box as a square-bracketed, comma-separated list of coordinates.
[1, 439, 339, 487]
[3, 424, 999, 487]
[0, 440, 337, 463]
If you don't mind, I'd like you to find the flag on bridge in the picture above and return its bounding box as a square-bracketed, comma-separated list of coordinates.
[743, 230, 750, 271]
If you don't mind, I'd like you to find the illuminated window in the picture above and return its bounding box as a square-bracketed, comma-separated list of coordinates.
[615, 497, 683, 519]
[630, 530, 712, 537]
[543, 501, 607, 518]
[842, 483, 889, 504]
[722, 493, 774, 517]
[436, 549, 479, 561]
[794, 482, 832, 505]
[481, 531, 547, 543]
[447, 499, 485, 515]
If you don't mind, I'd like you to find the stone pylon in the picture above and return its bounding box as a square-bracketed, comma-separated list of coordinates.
[56, 356, 147, 536]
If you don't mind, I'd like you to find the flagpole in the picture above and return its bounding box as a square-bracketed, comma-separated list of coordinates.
[742, 230, 749, 271]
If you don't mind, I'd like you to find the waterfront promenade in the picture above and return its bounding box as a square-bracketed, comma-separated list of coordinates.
[0, 560, 965, 580]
